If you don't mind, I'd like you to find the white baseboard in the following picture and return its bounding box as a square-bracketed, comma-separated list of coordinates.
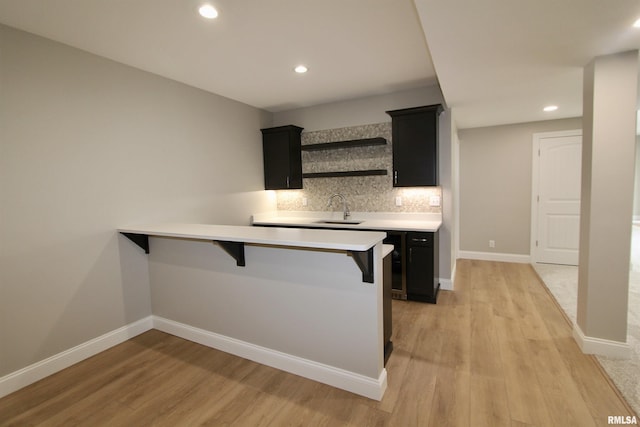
[153, 316, 387, 401]
[439, 260, 457, 291]
[458, 250, 531, 264]
[0, 316, 153, 399]
[439, 278, 453, 291]
[573, 324, 631, 358]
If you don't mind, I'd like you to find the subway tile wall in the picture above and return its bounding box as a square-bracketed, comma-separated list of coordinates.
[276, 122, 442, 213]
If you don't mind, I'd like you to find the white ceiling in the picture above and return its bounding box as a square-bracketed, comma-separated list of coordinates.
[1, 0, 639, 129]
[415, 0, 640, 128]
[0, 0, 436, 112]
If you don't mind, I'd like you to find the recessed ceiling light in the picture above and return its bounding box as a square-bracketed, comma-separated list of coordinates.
[294, 65, 308, 74]
[543, 105, 558, 112]
[633, 18, 640, 28]
[199, 4, 218, 19]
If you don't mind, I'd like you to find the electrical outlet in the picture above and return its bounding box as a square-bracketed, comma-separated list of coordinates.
[302, 197, 308, 207]
[395, 197, 402, 207]
[429, 195, 441, 207]
[489, 240, 495, 248]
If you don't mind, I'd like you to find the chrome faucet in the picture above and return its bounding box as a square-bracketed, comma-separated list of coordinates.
[327, 193, 351, 220]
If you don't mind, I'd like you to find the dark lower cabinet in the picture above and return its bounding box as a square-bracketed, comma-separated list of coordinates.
[261, 125, 303, 190]
[383, 250, 393, 365]
[406, 231, 440, 303]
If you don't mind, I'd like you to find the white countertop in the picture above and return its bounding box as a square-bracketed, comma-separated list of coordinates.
[382, 244, 393, 258]
[118, 223, 386, 251]
[252, 211, 442, 232]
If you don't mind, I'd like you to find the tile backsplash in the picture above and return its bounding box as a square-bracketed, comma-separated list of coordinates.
[276, 122, 442, 213]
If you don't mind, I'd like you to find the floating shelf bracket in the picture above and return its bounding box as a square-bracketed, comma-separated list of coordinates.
[349, 248, 374, 283]
[215, 241, 246, 266]
[121, 232, 149, 254]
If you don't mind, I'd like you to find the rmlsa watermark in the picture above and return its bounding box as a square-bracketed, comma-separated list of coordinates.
[608, 415, 638, 425]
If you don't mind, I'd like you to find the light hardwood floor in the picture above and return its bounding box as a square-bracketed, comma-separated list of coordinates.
[1, 260, 636, 426]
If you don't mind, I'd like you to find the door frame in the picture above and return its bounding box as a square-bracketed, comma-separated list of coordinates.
[530, 129, 582, 264]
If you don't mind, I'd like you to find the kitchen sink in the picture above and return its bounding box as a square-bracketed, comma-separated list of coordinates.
[314, 220, 364, 225]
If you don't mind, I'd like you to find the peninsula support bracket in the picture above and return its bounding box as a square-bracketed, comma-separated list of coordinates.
[215, 241, 246, 266]
[121, 232, 149, 254]
[349, 248, 374, 283]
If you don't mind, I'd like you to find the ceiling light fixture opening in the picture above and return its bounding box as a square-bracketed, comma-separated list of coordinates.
[543, 105, 558, 112]
[199, 4, 218, 19]
[294, 65, 308, 74]
[633, 18, 640, 28]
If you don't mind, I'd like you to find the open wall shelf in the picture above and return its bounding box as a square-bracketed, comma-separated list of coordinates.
[301, 137, 386, 151]
[303, 169, 388, 179]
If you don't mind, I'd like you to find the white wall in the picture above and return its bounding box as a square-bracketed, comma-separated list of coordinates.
[0, 24, 274, 376]
[458, 117, 582, 256]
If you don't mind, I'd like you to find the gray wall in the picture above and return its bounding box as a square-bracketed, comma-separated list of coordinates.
[634, 137, 640, 219]
[458, 117, 582, 255]
[577, 51, 637, 344]
[0, 24, 274, 376]
[150, 238, 383, 379]
[272, 86, 445, 131]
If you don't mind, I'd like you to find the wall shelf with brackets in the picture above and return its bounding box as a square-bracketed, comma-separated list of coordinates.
[302, 169, 388, 179]
[302, 137, 387, 179]
[301, 137, 386, 152]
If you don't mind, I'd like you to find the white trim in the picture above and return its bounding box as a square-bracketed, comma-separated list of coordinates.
[0, 316, 153, 399]
[458, 250, 531, 264]
[572, 323, 631, 358]
[439, 259, 456, 290]
[530, 129, 582, 264]
[439, 277, 453, 291]
[152, 316, 387, 401]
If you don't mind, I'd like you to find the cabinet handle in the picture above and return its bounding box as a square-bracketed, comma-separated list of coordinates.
[286, 176, 290, 188]
[394, 170, 398, 184]
[412, 238, 429, 242]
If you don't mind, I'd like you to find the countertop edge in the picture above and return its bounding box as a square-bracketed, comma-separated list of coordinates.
[251, 218, 441, 233]
[118, 223, 386, 252]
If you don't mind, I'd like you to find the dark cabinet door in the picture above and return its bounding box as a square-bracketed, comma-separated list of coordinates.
[261, 125, 303, 190]
[386, 104, 442, 187]
[383, 252, 393, 364]
[406, 231, 440, 303]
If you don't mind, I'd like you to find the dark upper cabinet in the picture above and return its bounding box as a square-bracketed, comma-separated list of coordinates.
[260, 125, 303, 190]
[386, 104, 443, 187]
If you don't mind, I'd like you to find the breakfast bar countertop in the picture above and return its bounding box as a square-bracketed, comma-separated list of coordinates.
[118, 223, 386, 252]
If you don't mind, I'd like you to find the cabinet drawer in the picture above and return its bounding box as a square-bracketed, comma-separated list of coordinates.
[407, 232, 433, 247]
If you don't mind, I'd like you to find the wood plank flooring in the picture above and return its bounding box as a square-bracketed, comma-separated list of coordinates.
[1, 260, 636, 426]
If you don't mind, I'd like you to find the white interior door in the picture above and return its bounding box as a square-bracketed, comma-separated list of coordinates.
[533, 131, 582, 265]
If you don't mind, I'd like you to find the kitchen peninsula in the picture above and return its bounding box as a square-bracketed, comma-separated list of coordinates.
[118, 223, 388, 400]
[253, 211, 442, 302]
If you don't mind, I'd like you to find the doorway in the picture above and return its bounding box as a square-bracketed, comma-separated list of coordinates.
[531, 130, 582, 265]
